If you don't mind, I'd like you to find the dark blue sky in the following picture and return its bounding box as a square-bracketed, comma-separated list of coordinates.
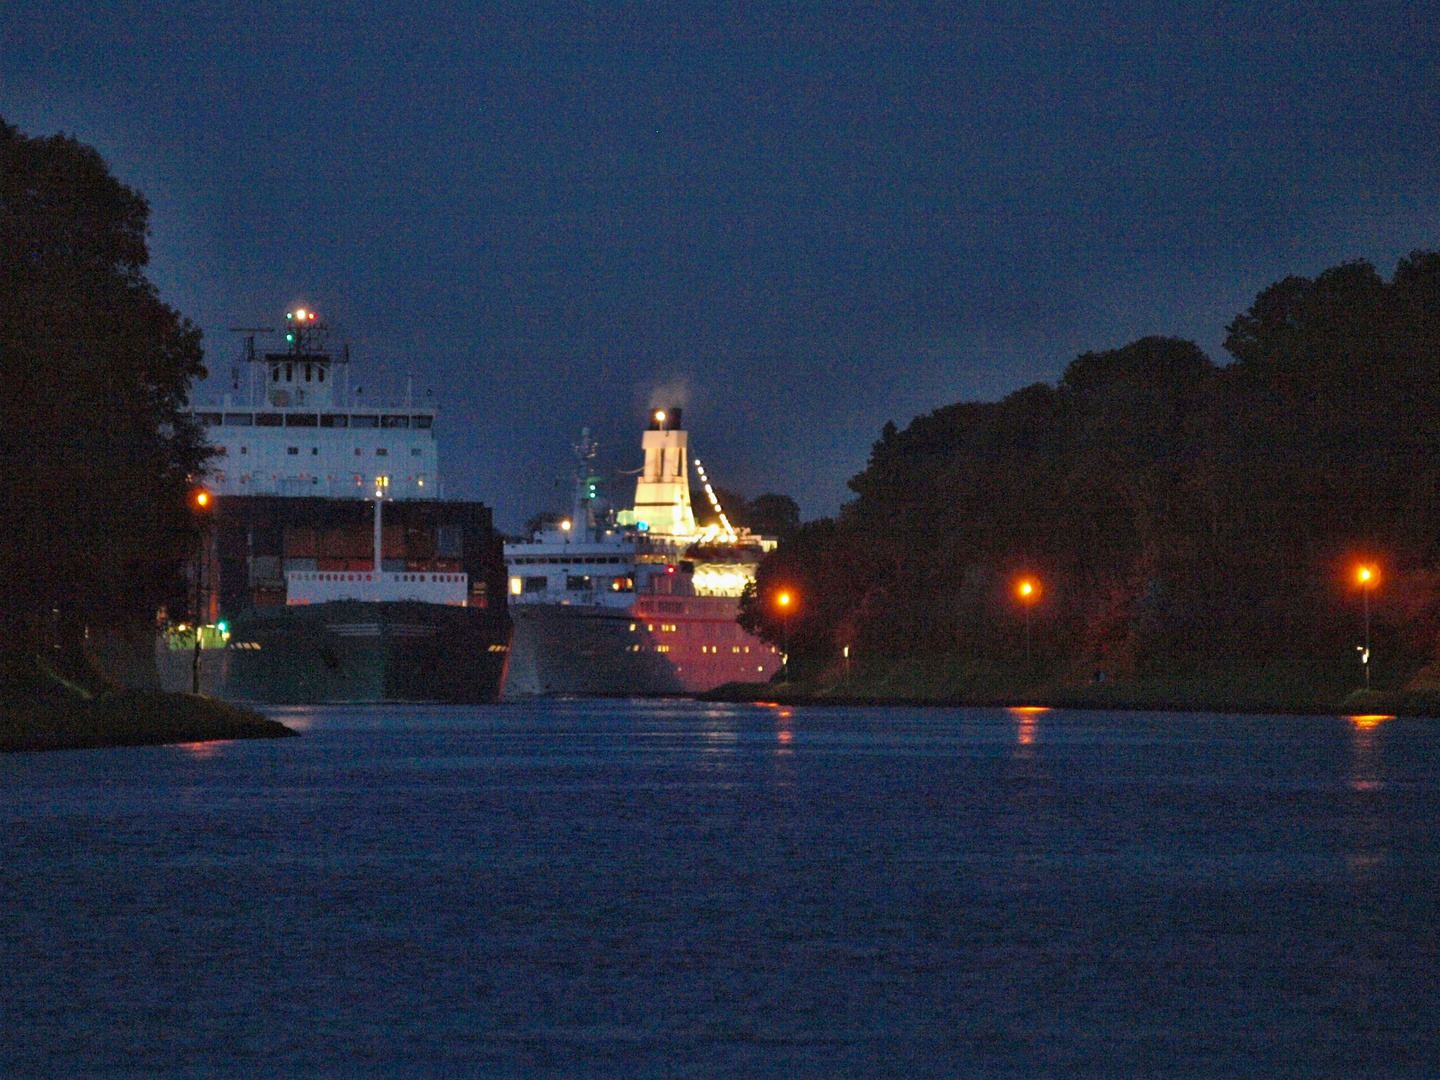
[5, 2, 1439, 528]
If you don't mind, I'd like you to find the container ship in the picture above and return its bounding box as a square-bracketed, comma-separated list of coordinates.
[502, 410, 779, 696]
[160, 309, 511, 702]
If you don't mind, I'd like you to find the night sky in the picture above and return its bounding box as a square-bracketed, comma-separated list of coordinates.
[4, 2, 1438, 529]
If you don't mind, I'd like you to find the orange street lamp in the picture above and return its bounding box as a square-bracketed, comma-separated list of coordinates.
[1355, 564, 1378, 689]
[776, 589, 794, 680]
[1016, 576, 1040, 667]
[189, 487, 214, 693]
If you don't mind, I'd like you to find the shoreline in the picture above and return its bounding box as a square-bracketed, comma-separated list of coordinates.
[699, 676, 1440, 718]
[1, 690, 297, 754]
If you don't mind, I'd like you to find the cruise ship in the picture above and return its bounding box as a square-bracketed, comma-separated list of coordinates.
[161, 309, 512, 702]
[502, 410, 779, 696]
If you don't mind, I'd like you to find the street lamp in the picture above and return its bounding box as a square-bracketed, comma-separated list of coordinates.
[1016, 576, 1040, 667]
[190, 486, 214, 694]
[1355, 564, 1378, 689]
[776, 589, 793, 680]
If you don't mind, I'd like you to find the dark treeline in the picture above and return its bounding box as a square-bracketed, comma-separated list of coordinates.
[695, 488, 801, 539]
[741, 253, 1440, 689]
[1, 119, 207, 692]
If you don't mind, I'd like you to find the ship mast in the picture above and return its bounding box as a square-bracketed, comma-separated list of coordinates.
[570, 427, 601, 541]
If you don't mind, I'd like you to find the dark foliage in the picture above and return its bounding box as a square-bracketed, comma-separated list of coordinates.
[695, 486, 801, 539]
[0, 118, 207, 692]
[743, 257, 1440, 689]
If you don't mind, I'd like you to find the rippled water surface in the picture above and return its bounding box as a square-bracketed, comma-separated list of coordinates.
[2, 701, 1439, 1077]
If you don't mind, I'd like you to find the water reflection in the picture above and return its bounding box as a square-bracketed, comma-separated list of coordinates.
[1346, 715, 1392, 793]
[176, 740, 229, 759]
[1007, 706, 1046, 758]
[775, 709, 794, 755]
[1344, 714, 1392, 874]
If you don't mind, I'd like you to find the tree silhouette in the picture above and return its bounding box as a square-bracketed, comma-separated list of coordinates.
[1, 118, 207, 693]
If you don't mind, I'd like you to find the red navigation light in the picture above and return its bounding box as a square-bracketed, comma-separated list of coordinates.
[666, 565, 676, 574]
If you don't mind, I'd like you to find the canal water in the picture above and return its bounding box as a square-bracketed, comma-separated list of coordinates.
[2, 701, 1437, 1077]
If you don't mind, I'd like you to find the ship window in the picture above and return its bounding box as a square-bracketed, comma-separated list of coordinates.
[321, 413, 348, 428]
[523, 576, 548, 593]
[288, 447, 299, 455]
[414, 415, 434, 429]
[376, 447, 388, 456]
[285, 363, 293, 382]
[285, 413, 318, 427]
[355, 448, 363, 455]
[567, 575, 592, 591]
[381, 415, 409, 429]
[240, 447, 247, 454]
[351, 414, 379, 428]
[317, 366, 326, 382]
[272, 365, 280, 382]
[311, 447, 318, 455]
[411, 447, 423, 456]
[195, 412, 222, 426]
[225, 413, 253, 426]
[214, 446, 228, 456]
[256, 413, 283, 426]
[305, 363, 313, 382]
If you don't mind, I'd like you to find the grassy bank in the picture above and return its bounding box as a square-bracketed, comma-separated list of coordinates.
[700, 658, 1440, 717]
[1, 691, 296, 754]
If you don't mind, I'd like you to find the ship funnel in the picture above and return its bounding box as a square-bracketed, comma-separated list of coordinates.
[631, 406, 695, 536]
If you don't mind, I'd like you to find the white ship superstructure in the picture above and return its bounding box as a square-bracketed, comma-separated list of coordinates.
[186, 310, 440, 501]
[502, 410, 779, 696]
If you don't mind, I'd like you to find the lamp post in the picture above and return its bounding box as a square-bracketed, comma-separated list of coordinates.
[1016, 577, 1039, 668]
[776, 590, 793, 681]
[190, 487, 213, 694]
[1356, 565, 1377, 689]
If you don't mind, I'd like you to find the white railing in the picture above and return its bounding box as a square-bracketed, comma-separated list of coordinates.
[286, 570, 468, 606]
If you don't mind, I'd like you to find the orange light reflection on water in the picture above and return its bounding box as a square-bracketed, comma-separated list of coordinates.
[177, 740, 231, 758]
[1349, 714, 1394, 729]
[1007, 706, 1046, 747]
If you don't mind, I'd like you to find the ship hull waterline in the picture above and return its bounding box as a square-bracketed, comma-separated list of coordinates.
[164, 601, 513, 704]
[504, 597, 778, 698]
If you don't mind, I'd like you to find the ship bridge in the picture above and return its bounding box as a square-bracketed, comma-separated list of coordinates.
[184, 309, 441, 500]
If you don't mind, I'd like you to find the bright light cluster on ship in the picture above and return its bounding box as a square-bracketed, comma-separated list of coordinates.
[691, 457, 737, 540]
[692, 567, 752, 597]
